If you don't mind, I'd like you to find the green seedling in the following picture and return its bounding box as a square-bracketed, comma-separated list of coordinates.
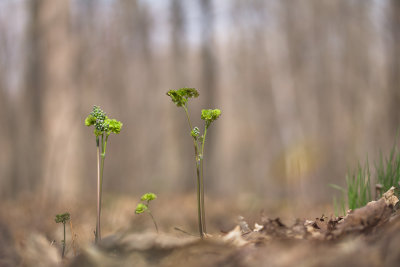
[330, 159, 372, 215]
[330, 135, 400, 215]
[167, 88, 221, 238]
[85, 105, 122, 243]
[135, 193, 159, 233]
[55, 212, 70, 258]
[329, 184, 346, 217]
[346, 160, 372, 210]
[375, 139, 400, 198]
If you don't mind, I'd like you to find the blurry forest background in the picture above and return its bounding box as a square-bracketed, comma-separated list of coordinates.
[0, 0, 399, 218]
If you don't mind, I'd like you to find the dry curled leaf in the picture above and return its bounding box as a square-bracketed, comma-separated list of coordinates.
[383, 186, 399, 206]
[222, 226, 248, 247]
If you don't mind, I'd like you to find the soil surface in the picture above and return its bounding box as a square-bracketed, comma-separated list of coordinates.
[1, 188, 399, 267]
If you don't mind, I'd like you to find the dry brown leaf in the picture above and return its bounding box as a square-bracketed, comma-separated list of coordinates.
[222, 226, 249, 247]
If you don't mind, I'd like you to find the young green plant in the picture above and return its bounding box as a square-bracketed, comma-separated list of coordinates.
[375, 139, 400, 197]
[330, 159, 372, 215]
[55, 212, 70, 258]
[167, 88, 221, 238]
[330, 136, 400, 214]
[85, 106, 122, 243]
[135, 193, 158, 233]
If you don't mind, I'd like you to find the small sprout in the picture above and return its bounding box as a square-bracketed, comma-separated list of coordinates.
[55, 212, 70, 258]
[135, 193, 158, 233]
[141, 192, 157, 202]
[135, 203, 148, 214]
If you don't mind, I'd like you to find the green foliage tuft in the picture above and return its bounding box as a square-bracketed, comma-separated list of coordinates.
[135, 203, 148, 214]
[346, 161, 372, 210]
[141, 192, 157, 202]
[201, 109, 222, 126]
[55, 213, 70, 224]
[106, 118, 123, 135]
[166, 88, 199, 107]
[330, 160, 372, 215]
[375, 140, 400, 197]
[85, 114, 96, 126]
[85, 105, 122, 137]
[331, 136, 400, 216]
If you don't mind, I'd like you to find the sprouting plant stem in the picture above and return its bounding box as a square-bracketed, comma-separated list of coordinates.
[183, 105, 204, 238]
[200, 126, 208, 234]
[196, 162, 203, 238]
[97, 134, 109, 243]
[183, 105, 200, 156]
[148, 209, 159, 233]
[95, 136, 101, 243]
[62, 222, 66, 258]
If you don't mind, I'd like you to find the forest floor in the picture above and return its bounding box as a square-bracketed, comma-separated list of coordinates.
[0, 188, 399, 267]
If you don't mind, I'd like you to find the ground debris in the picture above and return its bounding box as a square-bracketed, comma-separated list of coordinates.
[329, 186, 398, 238]
[19, 233, 60, 267]
[4, 188, 400, 267]
[222, 225, 248, 247]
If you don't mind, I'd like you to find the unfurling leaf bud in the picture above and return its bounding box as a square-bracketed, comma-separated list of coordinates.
[135, 203, 148, 214]
[141, 192, 157, 202]
[191, 127, 200, 138]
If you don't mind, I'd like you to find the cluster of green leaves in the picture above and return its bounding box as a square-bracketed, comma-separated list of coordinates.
[135, 203, 148, 214]
[85, 105, 122, 137]
[55, 212, 70, 224]
[166, 88, 199, 107]
[201, 109, 222, 127]
[135, 192, 157, 214]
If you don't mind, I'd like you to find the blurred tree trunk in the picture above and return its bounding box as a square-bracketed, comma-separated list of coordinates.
[200, 0, 216, 108]
[0, 28, 11, 196]
[25, 0, 79, 202]
[199, 0, 218, 189]
[21, 0, 44, 195]
[169, 0, 193, 190]
[389, 0, 400, 130]
[171, 0, 186, 84]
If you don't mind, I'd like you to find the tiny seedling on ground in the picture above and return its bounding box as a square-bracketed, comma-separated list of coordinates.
[346, 160, 372, 209]
[330, 159, 372, 215]
[85, 105, 123, 243]
[135, 193, 159, 233]
[55, 212, 70, 258]
[167, 88, 221, 238]
[331, 136, 400, 215]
